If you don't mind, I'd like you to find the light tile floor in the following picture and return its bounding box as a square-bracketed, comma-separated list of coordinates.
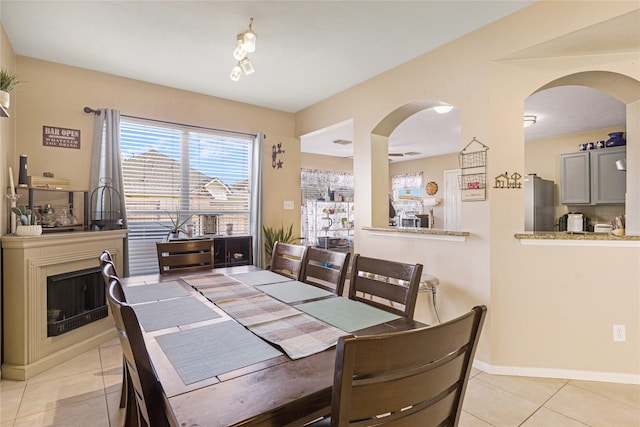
[1, 339, 639, 427]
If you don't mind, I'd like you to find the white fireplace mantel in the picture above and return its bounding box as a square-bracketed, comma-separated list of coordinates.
[1, 230, 127, 380]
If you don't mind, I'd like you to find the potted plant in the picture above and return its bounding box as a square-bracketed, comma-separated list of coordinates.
[161, 208, 190, 239]
[11, 205, 42, 236]
[262, 223, 303, 267]
[0, 68, 23, 109]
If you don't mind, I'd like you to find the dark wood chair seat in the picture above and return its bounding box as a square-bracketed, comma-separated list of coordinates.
[270, 241, 308, 280]
[156, 239, 213, 275]
[300, 247, 351, 295]
[347, 254, 423, 319]
[307, 305, 487, 427]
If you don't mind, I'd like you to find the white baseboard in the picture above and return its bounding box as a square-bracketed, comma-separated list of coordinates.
[472, 360, 640, 385]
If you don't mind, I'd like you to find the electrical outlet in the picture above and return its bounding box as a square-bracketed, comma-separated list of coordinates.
[283, 200, 294, 210]
[613, 324, 626, 342]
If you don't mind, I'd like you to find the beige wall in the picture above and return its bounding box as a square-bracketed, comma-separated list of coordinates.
[2, 3, 639, 382]
[295, 2, 640, 381]
[301, 152, 353, 173]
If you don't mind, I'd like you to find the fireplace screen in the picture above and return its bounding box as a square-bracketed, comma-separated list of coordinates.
[47, 266, 108, 336]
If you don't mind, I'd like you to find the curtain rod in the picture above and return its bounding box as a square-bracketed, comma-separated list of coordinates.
[83, 106, 257, 138]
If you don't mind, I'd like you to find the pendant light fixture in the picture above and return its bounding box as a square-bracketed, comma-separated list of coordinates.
[230, 18, 257, 81]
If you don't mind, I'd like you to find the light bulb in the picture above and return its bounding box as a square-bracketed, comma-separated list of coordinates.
[230, 64, 242, 81]
[233, 39, 247, 61]
[433, 105, 453, 114]
[242, 30, 256, 53]
[240, 57, 254, 75]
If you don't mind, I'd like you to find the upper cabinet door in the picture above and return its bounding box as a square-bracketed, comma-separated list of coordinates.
[560, 152, 590, 205]
[590, 146, 626, 204]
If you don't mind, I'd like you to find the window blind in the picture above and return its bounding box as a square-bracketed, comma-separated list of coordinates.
[120, 117, 254, 275]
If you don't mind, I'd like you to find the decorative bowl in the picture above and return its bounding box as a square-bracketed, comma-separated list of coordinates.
[16, 225, 43, 236]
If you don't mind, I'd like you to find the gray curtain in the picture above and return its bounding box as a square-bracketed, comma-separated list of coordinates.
[250, 133, 264, 268]
[89, 108, 129, 275]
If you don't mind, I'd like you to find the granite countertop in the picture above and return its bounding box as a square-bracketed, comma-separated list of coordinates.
[514, 231, 640, 241]
[362, 226, 469, 237]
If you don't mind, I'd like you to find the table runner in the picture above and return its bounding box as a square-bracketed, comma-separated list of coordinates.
[256, 281, 332, 303]
[133, 296, 221, 332]
[296, 297, 400, 332]
[123, 281, 190, 304]
[248, 313, 345, 359]
[197, 281, 263, 303]
[156, 321, 282, 385]
[216, 294, 301, 327]
[229, 270, 293, 286]
[180, 273, 230, 287]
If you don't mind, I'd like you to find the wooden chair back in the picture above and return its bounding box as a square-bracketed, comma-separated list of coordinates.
[99, 250, 119, 288]
[301, 247, 351, 295]
[156, 239, 213, 275]
[347, 254, 422, 319]
[106, 276, 173, 427]
[270, 241, 308, 280]
[329, 305, 487, 427]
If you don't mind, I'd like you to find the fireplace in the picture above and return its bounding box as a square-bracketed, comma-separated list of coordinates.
[1, 229, 127, 380]
[47, 267, 108, 337]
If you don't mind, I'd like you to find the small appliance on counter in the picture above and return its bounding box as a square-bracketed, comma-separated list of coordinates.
[565, 212, 590, 232]
[593, 224, 613, 233]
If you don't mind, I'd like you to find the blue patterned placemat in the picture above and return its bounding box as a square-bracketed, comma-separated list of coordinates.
[156, 321, 282, 384]
[296, 297, 400, 332]
[256, 281, 332, 303]
[123, 281, 190, 304]
[133, 296, 221, 332]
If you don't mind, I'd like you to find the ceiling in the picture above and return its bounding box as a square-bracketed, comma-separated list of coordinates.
[0, 1, 630, 161]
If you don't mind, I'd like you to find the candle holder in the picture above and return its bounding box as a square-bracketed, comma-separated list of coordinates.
[7, 193, 22, 234]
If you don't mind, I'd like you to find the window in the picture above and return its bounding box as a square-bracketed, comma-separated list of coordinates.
[120, 117, 255, 275]
[391, 172, 423, 218]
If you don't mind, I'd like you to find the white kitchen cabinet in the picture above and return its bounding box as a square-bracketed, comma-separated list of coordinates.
[560, 146, 626, 205]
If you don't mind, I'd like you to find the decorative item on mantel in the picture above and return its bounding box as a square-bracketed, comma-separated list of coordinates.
[11, 205, 43, 236]
[458, 137, 489, 201]
[89, 177, 123, 230]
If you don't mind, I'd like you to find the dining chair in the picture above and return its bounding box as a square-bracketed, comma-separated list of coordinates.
[106, 276, 175, 427]
[99, 251, 137, 427]
[300, 247, 351, 295]
[156, 239, 214, 275]
[347, 254, 423, 319]
[270, 241, 308, 280]
[306, 305, 487, 427]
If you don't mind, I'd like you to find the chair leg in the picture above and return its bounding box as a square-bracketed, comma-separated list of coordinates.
[119, 358, 128, 408]
[124, 370, 139, 427]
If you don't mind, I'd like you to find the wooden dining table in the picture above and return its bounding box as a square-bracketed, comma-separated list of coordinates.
[119, 265, 427, 427]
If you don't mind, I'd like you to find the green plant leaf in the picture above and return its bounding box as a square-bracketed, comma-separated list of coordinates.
[262, 223, 303, 258]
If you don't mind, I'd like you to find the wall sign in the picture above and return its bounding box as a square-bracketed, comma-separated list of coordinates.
[43, 125, 81, 149]
[272, 142, 285, 169]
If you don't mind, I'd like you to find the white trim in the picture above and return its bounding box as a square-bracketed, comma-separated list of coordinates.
[367, 231, 467, 242]
[472, 360, 640, 385]
[518, 238, 640, 247]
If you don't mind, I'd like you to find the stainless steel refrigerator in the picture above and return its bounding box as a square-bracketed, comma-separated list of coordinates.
[524, 174, 555, 231]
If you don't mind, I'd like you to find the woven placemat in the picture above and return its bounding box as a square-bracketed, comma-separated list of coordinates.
[199, 281, 263, 303]
[249, 313, 345, 359]
[256, 281, 332, 303]
[133, 296, 221, 332]
[156, 321, 282, 385]
[123, 281, 190, 304]
[229, 270, 293, 286]
[296, 297, 400, 332]
[216, 294, 301, 327]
